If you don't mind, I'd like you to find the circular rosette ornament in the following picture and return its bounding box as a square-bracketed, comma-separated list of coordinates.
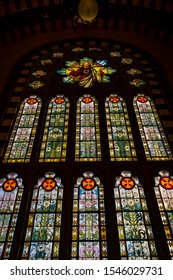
[109, 96, 120, 103]
[137, 95, 148, 103]
[82, 178, 96, 190]
[116, 171, 139, 190]
[155, 170, 173, 190]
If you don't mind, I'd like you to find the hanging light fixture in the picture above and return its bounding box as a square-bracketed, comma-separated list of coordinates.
[74, 0, 99, 25]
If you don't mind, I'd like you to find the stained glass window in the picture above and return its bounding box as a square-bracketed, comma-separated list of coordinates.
[71, 172, 107, 259]
[133, 94, 173, 160]
[105, 95, 137, 161]
[0, 173, 24, 259]
[3, 96, 41, 163]
[22, 172, 63, 259]
[57, 57, 116, 88]
[75, 95, 101, 161]
[154, 170, 173, 259]
[114, 171, 158, 259]
[39, 95, 70, 162]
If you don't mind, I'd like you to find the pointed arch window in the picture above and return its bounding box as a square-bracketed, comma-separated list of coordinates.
[154, 170, 173, 259]
[105, 94, 137, 161]
[39, 95, 70, 162]
[133, 94, 173, 160]
[114, 171, 157, 259]
[0, 172, 24, 259]
[71, 172, 107, 259]
[3, 96, 41, 163]
[75, 95, 101, 161]
[22, 172, 63, 259]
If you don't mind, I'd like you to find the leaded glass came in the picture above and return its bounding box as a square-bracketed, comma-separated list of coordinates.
[114, 171, 158, 259]
[39, 95, 70, 162]
[154, 170, 173, 259]
[75, 95, 101, 161]
[133, 94, 173, 160]
[105, 94, 137, 161]
[0, 173, 24, 259]
[71, 171, 107, 259]
[22, 172, 63, 259]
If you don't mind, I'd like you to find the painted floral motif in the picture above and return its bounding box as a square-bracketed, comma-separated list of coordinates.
[32, 70, 47, 78]
[154, 170, 173, 258]
[57, 57, 116, 88]
[130, 79, 145, 87]
[121, 58, 133, 64]
[52, 52, 64, 58]
[72, 47, 84, 52]
[22, 172, 63, 259]
[40, 59, 53, 65]
[29, 80, 44, 89]
[110, 51, 121, 57]
[71, 172, 107, 259]
[114, 171, 158, 259]
[127, 69, 142, 76]
[89, 47, 101, 51]
[0, 173, 24, 259]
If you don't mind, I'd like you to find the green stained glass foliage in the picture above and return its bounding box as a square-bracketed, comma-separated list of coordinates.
[22, 172, 63, 260]
[105, 95, 137, 161]
[0, 173, 24, 259]
[39, 95, 70, 162]
[154, 170, 173, 259]
[3, 96, 41, 163]
[133, 94, 173, 160]
[114, 171, 158, 260]
[71, 172, 107, 259]
[75, 95, 101, 161]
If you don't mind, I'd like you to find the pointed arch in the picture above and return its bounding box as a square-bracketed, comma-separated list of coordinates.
[0, 172, 24, 259]
[39, 95, 70, 162]
[22, 172, 63, 259]
[154, 170, 173, 259]
[3, 96, 42, 163]
[114, 171, 157, 259]
[105, 94, 137, 161]
[71, 171, 107, 259]
[75, 95, 101, 161]
[133, 94, 173, 160]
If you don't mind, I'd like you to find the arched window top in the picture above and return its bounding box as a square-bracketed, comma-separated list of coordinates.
[114, 171, 158, 260]
[75, 95, 101, 161]
[71, 171, 107, 260]
[22, 171, 63, 260]
[0, 172, 24, 259]
[3, 96, 42, 163]
[105, 94, 137, 161]
[154, 170, 173, 259]
[39, 95, 70, 162]
[133, 94, 173, 161]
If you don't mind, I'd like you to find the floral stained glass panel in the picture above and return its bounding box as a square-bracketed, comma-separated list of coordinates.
[0, 173, 24, 259]
[75, 95, 101, 161]
[133, 94, 173, 160]
[71, 172, 107, 259]
[105, 95, 137, 161]
[39, 95, 70, 162]
[154, 170, 173, 259]
[114, 171, 158, 259]
[3, 96, 41, 163]
[22, 172, 63, 259]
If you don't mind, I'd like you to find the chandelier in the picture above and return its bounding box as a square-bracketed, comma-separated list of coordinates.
[74, 0, 99, 25]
